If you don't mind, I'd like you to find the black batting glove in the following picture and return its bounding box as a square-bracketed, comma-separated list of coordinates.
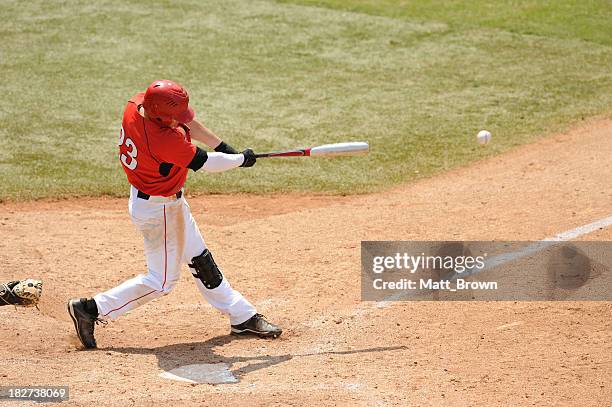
[214, 141, 239, 154]
[240, 149, 257, 167]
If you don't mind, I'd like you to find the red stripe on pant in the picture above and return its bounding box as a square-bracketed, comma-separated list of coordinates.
[103, 205, 168, 317]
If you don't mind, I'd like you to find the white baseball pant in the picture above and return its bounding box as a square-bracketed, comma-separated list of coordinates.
[93, 185, 256, 325]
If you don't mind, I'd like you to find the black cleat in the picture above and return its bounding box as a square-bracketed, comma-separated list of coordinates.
[231, 313, 282, 338]
[67, 298, 100, 349]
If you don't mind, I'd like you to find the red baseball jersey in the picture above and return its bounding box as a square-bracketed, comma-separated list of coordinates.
[118, 93, 197, 196]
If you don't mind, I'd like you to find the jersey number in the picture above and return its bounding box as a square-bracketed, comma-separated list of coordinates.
[118, 127, 138, 170]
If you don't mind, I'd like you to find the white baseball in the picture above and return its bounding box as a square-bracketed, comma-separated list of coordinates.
[477, 130, 492, 145]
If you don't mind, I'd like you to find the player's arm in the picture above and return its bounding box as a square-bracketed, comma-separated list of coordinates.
[188, 148, 255, 173]
[159, 128, 255, 173]
[187, 119, 239, 154]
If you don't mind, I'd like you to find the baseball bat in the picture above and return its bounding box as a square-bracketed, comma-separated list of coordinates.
[254, 141, 369, 158]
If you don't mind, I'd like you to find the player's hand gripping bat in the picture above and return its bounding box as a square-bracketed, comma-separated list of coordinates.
[253, 141, 369, 158]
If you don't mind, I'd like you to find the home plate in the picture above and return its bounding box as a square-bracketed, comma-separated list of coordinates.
[159, 363, 238, 384]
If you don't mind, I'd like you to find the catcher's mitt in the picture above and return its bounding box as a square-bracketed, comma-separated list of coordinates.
[0, 279, 43, 307]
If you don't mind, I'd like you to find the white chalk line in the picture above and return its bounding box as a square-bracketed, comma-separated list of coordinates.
[495, 321, 524, 331]
[547, 215, 612, 241]
[373, 215, 612, 307]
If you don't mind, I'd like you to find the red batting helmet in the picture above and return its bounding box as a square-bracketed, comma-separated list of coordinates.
[142, 80, 195, 125]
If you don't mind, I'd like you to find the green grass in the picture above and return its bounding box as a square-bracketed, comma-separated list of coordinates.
[0, 0, 611, 199]
[277, 0, 612, 46]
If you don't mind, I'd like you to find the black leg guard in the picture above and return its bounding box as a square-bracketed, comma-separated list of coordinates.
[189, 249, 223, 289]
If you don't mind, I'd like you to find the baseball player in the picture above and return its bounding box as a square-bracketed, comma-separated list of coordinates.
[67, 80, 281, 349]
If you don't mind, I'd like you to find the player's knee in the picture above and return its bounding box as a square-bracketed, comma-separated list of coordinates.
[189, 249, 223, 289]
[141, 272, 177, 293]
[161, 276, 179, 293]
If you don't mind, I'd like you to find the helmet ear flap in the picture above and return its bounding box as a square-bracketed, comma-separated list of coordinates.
[143, 100, 172, 125]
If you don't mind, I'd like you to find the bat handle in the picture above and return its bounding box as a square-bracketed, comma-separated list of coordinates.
[254, 149, 310, 158]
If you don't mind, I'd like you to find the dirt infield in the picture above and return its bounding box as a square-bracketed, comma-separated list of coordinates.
[1, 118, 611, 406]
